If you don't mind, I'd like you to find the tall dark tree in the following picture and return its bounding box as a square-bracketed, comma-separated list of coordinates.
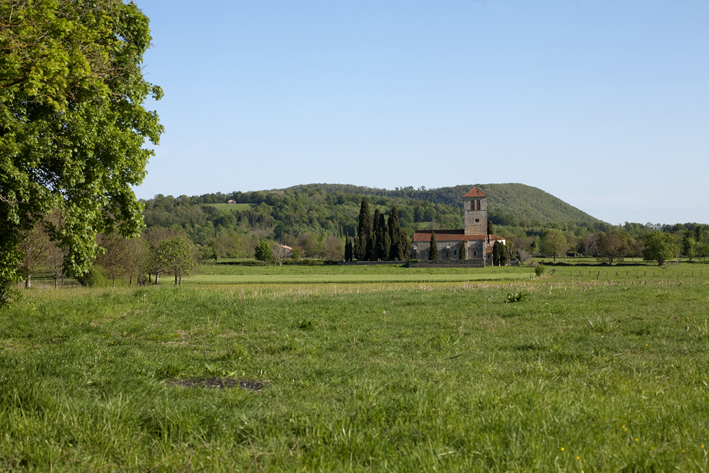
[429, 233, 438, 261]
[388, 207, 404, 260]
[459, 241, 466, 260]
[355, 199, 372, 261]
[400, 230, 411, 259]
[487, 220, 494, 236]
[372, 209, 382, 260]
[374, 211, 388, 260]
[344, 236, 353, 262]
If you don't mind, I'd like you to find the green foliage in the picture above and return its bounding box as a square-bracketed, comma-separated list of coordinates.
[504, 292, 526, 303]
[643, 231, 676, 265]
[388, 207, 404, 261]
[487, 220, 494, 235]
[0, 0, 163, 305]
[459, 242, 466, 260]
[254, 239, 273, 263]
[540, 229, 568, 261]
[534, 264, 545, 277]
[74, 265, 108, 288]
[155, 238, 197, 285]
[356, 200, 372, 261]
[429, 232, 438, 261]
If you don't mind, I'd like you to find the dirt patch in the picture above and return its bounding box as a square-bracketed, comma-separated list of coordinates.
[162, 341, 189, 346]
[167, 378, 264, 391]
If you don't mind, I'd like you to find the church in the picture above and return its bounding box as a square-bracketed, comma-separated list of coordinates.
[411, 187, 506, 266]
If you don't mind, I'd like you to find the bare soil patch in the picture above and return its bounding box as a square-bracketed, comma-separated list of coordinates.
[167, 378, 264, 391]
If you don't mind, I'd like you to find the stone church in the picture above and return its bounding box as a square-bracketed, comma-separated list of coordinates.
[411, 187, 506, 266]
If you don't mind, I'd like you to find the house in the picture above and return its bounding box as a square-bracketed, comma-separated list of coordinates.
[411, 187, 506, 266]
[227, 200, 236, 205]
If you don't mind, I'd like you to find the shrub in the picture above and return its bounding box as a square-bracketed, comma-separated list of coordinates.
[535, 264, 545, 277]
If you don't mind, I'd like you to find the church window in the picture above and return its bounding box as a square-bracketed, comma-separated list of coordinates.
[476, 200, 481, 211]
[475, 219, 479, 223]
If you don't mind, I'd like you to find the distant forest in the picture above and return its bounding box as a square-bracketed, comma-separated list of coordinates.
[141, 183, 707, 260]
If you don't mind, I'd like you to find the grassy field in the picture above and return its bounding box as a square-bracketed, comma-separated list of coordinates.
[1, 264, 708, 471]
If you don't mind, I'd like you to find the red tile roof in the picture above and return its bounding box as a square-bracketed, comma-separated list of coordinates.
[413, 230, 505, 242]
[463, 187, 487, 198]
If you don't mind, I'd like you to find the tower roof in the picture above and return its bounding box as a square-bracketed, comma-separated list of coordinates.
[463, 187, 487, 198]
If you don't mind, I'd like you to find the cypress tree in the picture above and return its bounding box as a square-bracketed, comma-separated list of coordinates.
[487, 220, 494, 236]
[388, 207, 403, 261]
[429, 232, 438, 261]
[376, 212, 388, 260]
[384, 232, 391, 260]
[460, 240, 466, 260]
[355, 199, 372, 260]
[400, 230, 411, 260]
[344, 236, 353, 262]
[372, 209, 381, 260]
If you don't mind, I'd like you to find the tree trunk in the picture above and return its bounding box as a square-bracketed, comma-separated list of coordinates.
[129, 275, 132, 287]
[174, 273, 178, 286]
[54, 277, 58, 289]
[155, 272, 159, 284]
[25, 274, 31, 289]
[149, 273, 152, 283]
[112, 278, 115, 288]
[179, 274, 182, 286]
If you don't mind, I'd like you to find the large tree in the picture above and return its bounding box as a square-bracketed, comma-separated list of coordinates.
[355, 199, 372, 261]
[0, 0, 163, 305]
[597, 233, 629, 264]
[540, 229, 568, 261]
[643, 231, 675, 265]
[388, 207, 403, 261]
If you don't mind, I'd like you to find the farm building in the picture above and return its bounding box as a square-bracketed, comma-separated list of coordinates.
[411, 187, 505, 266]
[227, 200, 236, 205]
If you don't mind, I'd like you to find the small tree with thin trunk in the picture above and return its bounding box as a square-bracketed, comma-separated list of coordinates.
[155, 237, 196, 286]
[429, 233, 438, 261]
[96, 233, 129, 288]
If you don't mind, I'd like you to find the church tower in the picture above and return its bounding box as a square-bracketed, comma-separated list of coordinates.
[463, 187, 487, 235]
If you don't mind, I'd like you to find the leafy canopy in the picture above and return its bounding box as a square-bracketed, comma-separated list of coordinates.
[0, 0, 163, 304]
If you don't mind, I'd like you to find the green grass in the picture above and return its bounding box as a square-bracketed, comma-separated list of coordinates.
[1, 265, 708, 471]
[192, 264, 533, 285]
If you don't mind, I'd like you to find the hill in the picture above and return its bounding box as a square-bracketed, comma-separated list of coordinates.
[281, 183, 600, 224]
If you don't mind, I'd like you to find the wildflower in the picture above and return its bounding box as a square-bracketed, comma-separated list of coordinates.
[576, 456, 580, 460]
[561, 447, 564, 451]
[635, 438, 639, 442]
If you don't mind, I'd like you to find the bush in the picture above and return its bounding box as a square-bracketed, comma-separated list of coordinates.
[534, 264, 545, 277]
[75, 265, 109, 287]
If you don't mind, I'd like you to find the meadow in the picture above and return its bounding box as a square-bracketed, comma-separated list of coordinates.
[0, 263, 708, 471]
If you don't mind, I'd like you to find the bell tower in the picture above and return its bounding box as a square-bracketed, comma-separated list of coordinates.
[463, 187, 487, 235]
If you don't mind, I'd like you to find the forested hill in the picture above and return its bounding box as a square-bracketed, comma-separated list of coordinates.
[283, 183, 599, 224]
[142, 183, 602, 252]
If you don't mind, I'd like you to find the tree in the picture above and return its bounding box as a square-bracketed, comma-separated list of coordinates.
[355, 200, 372, 261]
[321, 236, 343, 261]
[96, 233, 129, 288]
[400, 230, 411, 260]
[372, 209, 382, 260]
[254, 239, 273, 263]
[492, 241, 508, 266]
[429, 233, 438, 261]
[344, 237, 352, 262]
[0, 0, 163, 305]
[597, 233, 630, 264]
[154, 238, 196, 285]
[540, 229, 568, 261]
[682, 234, 697, 262]
[388, 207, 404, 261]
[17, 221, 51, 288]
[374, 212, 388, 260]
[271, 244, 287, 266]
[125, 237, 149, 286]
[487, 221, 494, 236]
[643, 231, 675, 265]
[144, 228, 180, 284]
[459, 241, 466, 260]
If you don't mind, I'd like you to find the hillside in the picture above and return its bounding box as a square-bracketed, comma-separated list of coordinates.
[282, 183, 600, 224]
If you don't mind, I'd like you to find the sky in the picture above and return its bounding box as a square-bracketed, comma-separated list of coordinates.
[134, 0, 709, 225]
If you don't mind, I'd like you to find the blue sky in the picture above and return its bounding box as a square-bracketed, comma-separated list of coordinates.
[135, 0, 709, 225]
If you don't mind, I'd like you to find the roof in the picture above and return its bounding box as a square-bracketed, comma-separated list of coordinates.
[413, 230, 506, 242]
[462, 187, 487, 198]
